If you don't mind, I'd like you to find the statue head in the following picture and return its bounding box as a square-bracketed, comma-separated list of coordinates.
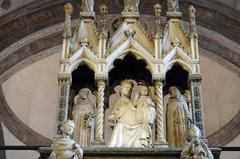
[169, 86, 181, 98]
[78, 88, 90, 100]
[61, 120, 75, 136]
[139, 85, 149, 96]
[120, 80, 134, 97]
[189, 125, 202, 145]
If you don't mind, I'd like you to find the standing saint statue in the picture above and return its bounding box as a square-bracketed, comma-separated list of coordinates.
[108, 80, 154, 147]
[50, 120, 83, 159]
[168, 0, 180, 12]
[81, 0, 94, 13]
[166, 86, 192, 147]
[72, 88, 95, 147]
[123, 0, 140, 13]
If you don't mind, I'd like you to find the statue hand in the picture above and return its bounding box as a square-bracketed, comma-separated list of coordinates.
[108, 115, 118, 126]
[73, 143, 83, 157]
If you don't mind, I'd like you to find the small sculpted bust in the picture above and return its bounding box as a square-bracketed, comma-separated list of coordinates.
[49, 120, 83, 159]
[180, 125, 213, 159]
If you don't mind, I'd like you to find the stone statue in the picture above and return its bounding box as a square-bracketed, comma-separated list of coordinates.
[166, 86, 192, 147]
[49, 120, 83, 159]
[81, 0, 94, 13]
[72, 88, 95, 147]
[123, 0, 140, 13]
[168, 0, 180, 12]
[108, 80, 154, 147]
[134, 85, 156, 147]
[180, 125, 214, 159]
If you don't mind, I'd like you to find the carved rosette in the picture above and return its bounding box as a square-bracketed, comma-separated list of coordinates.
[95, 80, 106, 144]
[154, 80, 167, 145]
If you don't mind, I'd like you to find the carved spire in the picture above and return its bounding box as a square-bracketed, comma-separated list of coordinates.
[63, 3, 73, 38]
[188, 5, 197, 36]
[154, 4, 161, 39]
[99, 3, 108, 34]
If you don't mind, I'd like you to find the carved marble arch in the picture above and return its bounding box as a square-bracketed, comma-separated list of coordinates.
[105, 53, 153, 108]
[106, 47, 154, 74]
[68, 47, 98, 74]
[163, 62, 189, 95]
[164, 59, 192, 75]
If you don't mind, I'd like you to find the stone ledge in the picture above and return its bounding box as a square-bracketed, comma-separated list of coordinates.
[39, 147, 222, 159]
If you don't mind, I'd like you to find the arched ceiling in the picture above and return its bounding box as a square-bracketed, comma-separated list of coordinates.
[0, 0, 239, 147]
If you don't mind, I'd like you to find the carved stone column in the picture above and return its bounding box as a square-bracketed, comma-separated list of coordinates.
[189, 75, 206, 139]
[56, 74, 71, 135]
[154, 80, 168, 146]
[94, 79, 106, 144]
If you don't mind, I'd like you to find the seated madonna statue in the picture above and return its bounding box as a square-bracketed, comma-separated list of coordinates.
[108, 80, 155, 147]
[49, 120, 83, 159]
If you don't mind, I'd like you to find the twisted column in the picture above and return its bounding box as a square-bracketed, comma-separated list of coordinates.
[95, 80, 105, 144]
[154, 80, 167, 146]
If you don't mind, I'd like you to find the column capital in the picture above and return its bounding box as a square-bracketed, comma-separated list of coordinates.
[189, 74, 202, 80]
[95, 73, 108, 81]
[152, 74, 165, 81]
[58, 73, 72, 84]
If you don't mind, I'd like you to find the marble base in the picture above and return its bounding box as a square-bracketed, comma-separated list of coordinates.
[39, 147, 221, 159]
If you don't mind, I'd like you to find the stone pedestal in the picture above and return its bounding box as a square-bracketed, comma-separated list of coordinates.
[39, 147, 221, 159]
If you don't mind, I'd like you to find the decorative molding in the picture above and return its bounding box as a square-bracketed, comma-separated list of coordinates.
[207, 111, 240, 147]
[0, 86, 51, 145]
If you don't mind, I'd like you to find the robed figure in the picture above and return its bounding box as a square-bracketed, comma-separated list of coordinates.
[166, 86, 191, 147]
[72, 88, 95, 147]
[134, 85, 156, 147]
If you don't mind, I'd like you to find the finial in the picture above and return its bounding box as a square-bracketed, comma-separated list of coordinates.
[63, 2, 73, 38]
[154, 4, 162, 38]
[188, 5, 197, 35]
[188, 5, 196, 23]
[100, 3, 108, 15]
[154, 4, 161, 17]
[99, 3, 108, 35]
[64, 2, 73, 15]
